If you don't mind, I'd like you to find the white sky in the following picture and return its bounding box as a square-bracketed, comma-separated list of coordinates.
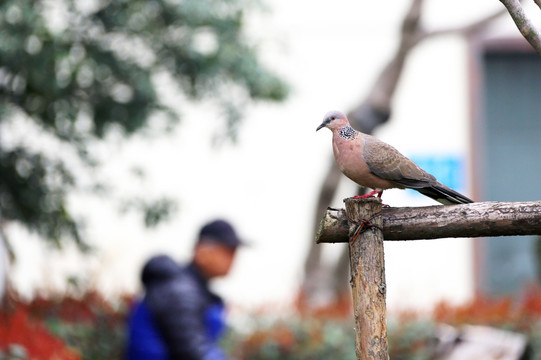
[5, 0, 533, 313]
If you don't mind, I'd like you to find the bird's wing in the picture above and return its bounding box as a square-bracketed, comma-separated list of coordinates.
[362, 136, 436, 188]
[361, 135, 473, 204]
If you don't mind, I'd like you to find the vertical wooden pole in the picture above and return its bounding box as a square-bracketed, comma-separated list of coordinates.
[344, 197, 389, 360]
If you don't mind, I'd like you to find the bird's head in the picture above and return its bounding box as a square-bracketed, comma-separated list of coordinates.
[316, 110, 349, 132]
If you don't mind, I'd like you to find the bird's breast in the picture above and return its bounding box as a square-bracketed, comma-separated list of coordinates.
[332, 135, 396, 190]
[332, 136, 369, 178]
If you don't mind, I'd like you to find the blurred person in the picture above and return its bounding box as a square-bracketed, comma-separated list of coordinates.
[126, 219, 244, 360]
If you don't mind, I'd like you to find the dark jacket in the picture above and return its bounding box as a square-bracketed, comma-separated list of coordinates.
[127, 255, 228, 360]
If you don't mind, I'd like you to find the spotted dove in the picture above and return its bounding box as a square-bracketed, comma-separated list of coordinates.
[316, 110, 473, 205]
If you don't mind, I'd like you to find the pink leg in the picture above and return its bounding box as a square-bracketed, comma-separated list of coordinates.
[352, 189, 380, 199]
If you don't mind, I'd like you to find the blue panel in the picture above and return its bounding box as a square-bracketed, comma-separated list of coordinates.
[408, 155, 466, 196]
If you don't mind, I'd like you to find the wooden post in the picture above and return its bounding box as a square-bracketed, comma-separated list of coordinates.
[344, 197, 389, 360]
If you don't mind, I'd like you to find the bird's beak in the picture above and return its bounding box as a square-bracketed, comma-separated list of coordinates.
[316, 122, 326, 132]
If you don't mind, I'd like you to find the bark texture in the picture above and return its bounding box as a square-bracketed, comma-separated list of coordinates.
[500, 0, 541, 56]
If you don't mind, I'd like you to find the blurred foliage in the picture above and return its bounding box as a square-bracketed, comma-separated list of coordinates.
[3, 289, 541, 359]
[433, 287, 541, 333]
[1, 290, 131, 359]
[226, 289, 541, 360]
[119, 196, 178, 228]
[44, 306, 127, 360]
[0, 0, 288, 248]
[0, 147, 81, 247]
[224, 317, 357, 360]
[222, 316, 436, 360]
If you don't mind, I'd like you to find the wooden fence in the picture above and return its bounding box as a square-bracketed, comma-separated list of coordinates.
[316, 197, 541, 360]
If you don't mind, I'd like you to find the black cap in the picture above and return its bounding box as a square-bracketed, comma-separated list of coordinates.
[198, 219, 244, 249]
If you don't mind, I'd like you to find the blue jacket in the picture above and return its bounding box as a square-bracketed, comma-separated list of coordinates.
[126, 255, 228, 360]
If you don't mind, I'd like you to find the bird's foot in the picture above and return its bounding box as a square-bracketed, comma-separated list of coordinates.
[349, 214, 382, 245]
[352, 190, 381, 200]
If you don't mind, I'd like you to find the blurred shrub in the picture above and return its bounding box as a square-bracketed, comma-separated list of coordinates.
[0, 306, 81, 360]
[387, 318, 437, 360]
[223, 316, 356, 360]
[223, 315, 437, 360]
[226, 288, 541, 360]
[0, 290, 131, 360]
[2, 288, 541, 359]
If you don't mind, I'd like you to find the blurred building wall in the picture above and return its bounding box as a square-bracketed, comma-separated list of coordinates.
[471, 39, 541, 296]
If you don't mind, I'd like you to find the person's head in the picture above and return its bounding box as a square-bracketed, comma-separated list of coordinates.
[192, 219, 243, 279]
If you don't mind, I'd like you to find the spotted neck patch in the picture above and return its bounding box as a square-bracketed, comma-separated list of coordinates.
[339, 126, 357, 140]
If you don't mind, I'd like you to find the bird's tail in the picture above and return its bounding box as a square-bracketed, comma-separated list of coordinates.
[417, 184, 473, 205]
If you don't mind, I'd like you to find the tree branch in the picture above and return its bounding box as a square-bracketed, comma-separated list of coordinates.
[425, 8, 508, 38]
[348, 0, 510, 132]
[354, 0, 424, 121]
[499, 0, 541, 56]
[316, 201, 541, 243]
[415, 0, 528, 41]
[300, 159, 341, 300]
